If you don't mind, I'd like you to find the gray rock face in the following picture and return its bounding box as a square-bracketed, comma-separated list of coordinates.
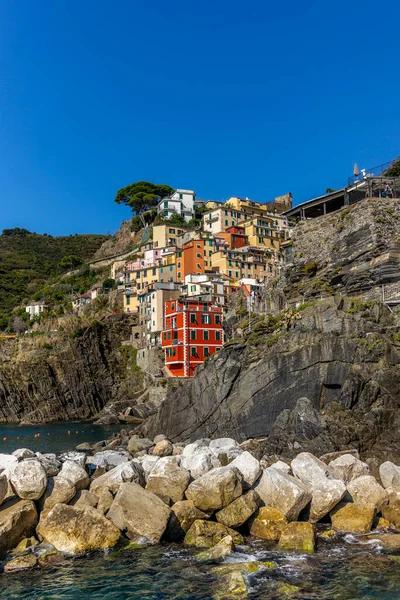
[255, 467, 312, 521]
[145, 457, 190, 504]
[185, 467, 243, 512]
[59, 452, 86, 468]
[209, 438, 239, 454]
[59, 460, 89, 492]
[10, 459, 47, 500]
[329, 454, 370, 484]
[107, 482, 170, 543]
[0, 498, 38, 558]
[141, 295, 400, 464]
[379, 461, 400, 490]
[0, 473, 7, 506]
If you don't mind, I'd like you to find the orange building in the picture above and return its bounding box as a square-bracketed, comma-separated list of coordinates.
[216, 225, 248, 250]
[176, 239, 205, 282]
[162, 299, 223, 377]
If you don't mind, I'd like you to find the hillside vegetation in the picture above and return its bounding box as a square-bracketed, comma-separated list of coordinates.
[0, 228, 110, 329]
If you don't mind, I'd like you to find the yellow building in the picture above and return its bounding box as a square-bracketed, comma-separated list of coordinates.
[211, 247, 278, 281]
[124, 263, 176, 313]
[225, 194, 292, 215]
[202, 207, 245, 235]
[152, 224, 186, 249]
[241, 217, 281, 250]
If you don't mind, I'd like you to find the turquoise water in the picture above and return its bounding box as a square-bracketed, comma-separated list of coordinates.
[0, 422, 126, 454]
[1, 538, 400, 599]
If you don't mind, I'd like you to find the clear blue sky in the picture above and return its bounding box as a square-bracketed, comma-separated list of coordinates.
[1, 0, 399, 236]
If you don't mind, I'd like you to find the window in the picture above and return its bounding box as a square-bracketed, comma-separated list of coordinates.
[196, 253, 202, 258]
[143, 270, 147, 277]
[169, 228, 175, 234]
[172, 318, 177, 329]
[152, 268, 156, 275]
[191, 347, 198, 357]
[190, 330, 196, 340]
[225, 210, 228, 216]
[179, 193, 183, 199]
[225, 220, 228, 226]
[164, 201, 168, 208]
[203, 330, 209, 340]
[170, 266, 173, 271]
[215, 315, 221, 324]
[204, 348, 209, 357]
[197, 264, 201, 269]
[201, 315, 211, 324]
[136, 271, 140, 279]
[190, 314, 196, 323]
[216, 331, 221, 341]
[235, 271, 239, 278]
[171, 302, 175, 310]
[163, 332, 166, 341]
[137, 283, 141, 290]
[178, 273, 181, 279]
[160, 267, 164, 273]
[203, 303, 208, 311]
[177, 262, 181, 268]
[228, 270, 232, 277]
[126, 296, 130, 305]
[168, 331, 171, 340]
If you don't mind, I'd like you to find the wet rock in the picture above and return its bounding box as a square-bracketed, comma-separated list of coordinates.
[76, 442, 91, 451]
[145, 457, 190, 504]
[330, 502, 375, 533]
[347, 475, 388, 511]
[278, 522, 316, 553]
[255, 467, 312, 521]
[37, 503, 120, 554]
[59, 460, 89, 492]
[215, 490, 260, 529]
[40, 476, 76, 513]
[319, 528, 336, 540]
[166, 500, 210, 542]
[152, 440, 173, 457]
[4, 554, 38, 572]
[197, 535, 235, 562]
[0, 498, 38, 558]
[184, 519, 244, 548]
[328, 454, 370, 484]
[38, 549, 66, 567]
[10, 459, 47, 500]
[379, 461, 400, 490]
[228, 452, 261, 490]
[70, 489, 98, 509]
[249, 506, 288, 541]
[12, 448, 35, 461]
[181, 448, 221, 479]
[214, 570, 247, 600]
[275, 582, 301, 598]
[11, 535, 38, 555]
[360, 533, 400, 550]
[186, 467, 243, 512]
[90, 461, 145, 497]
[376, 516, 391, 531]
[35, 453, 61, 476]
[107, 482, 170, 543]
[127, 437, 154, 456]
[97, 489, 114, 515]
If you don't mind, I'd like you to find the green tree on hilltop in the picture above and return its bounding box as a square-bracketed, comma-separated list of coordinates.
[115, 181, 174, 226]
[384, 157, 400, 177]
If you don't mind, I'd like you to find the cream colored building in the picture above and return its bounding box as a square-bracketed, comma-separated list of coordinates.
[152, 224, 186, 249]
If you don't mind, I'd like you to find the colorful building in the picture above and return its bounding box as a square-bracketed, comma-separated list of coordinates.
[176, 239, 205, 282]
[162, 299, 224, 377]
[152, 224, 186, 249]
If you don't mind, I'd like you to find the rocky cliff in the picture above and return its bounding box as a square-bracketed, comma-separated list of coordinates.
[0, 315, 144, 423]
[143, 296, 400, 462]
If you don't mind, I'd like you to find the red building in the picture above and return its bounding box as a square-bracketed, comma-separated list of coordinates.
[162, 298, 224, 377]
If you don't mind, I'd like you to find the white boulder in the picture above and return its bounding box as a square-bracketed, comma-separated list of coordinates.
[329, 454, 370, 484]
[255, 467, 312, 521]
[10, 459, 47, 500]
[59, 460, 89, 492]
[229, 451, 261, 490]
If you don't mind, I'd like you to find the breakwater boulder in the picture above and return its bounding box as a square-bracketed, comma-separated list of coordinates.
[0, 433, 399, 576]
